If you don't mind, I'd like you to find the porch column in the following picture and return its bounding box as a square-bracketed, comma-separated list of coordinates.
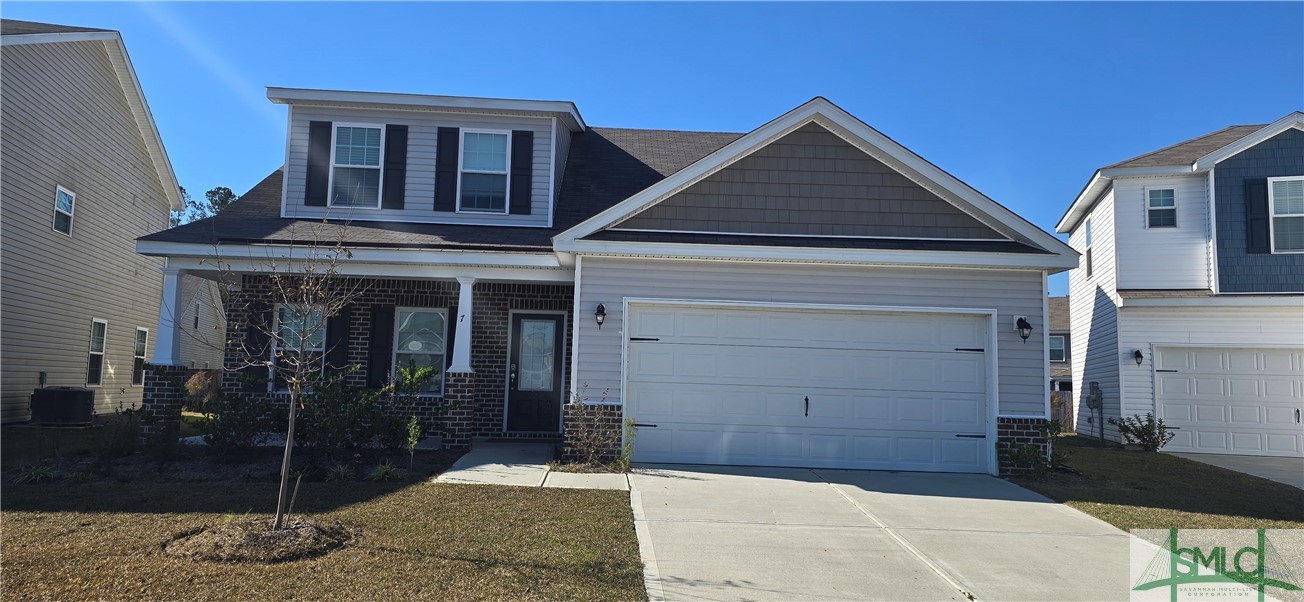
[449, 277, 476, 373]
[150, 265, 186, 366]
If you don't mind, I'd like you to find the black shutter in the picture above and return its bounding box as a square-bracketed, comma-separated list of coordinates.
[1246, 178, 1270, 254]
[434, 127, 460, 212]
[241, 301, 272, 392]
[382, 125, 408, 210]
[509, 130, 534, 215]
[305, 121, 332, 207]
[367, 306, 395, 389]
[325, 305, 352, 373]
[444, 307, 457, 371]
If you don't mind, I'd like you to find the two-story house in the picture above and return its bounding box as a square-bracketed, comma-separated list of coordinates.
[1056, 112, 1304, 457]
[1047, 296, 1072, 428]
[138, 88, 1079, 475]
[0, 19, 206, 422]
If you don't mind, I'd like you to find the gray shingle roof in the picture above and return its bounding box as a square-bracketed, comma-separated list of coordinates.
[140, 127, 742, 251]
[589, 230, 1049, 254]
[0, 19, 111, 36]
[1104, 125, 1264, 169]
[1048, 296, 1069, 332]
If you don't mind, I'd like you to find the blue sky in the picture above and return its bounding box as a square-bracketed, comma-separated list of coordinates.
[7, 2, 1303, 294]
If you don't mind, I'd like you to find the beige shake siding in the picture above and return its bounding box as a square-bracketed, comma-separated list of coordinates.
[573, 257, 1049, 417]
[1, 39, 171, 421]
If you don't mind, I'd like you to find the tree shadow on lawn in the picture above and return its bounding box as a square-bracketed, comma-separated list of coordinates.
[1016, 436, 1304, 526]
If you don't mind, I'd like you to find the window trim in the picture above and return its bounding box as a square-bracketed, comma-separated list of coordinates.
[269, 303, 327, 391]
[1083, 218, 1094, 278]
[52, 185, 76, 237]
[87, 318, 108, 387]
[1268, 175, 1304, 254]
[326, 122, 386, 210]
[1049, 334, 1066, 363]
[1144, 186, 1177, 229]
[132, 327, 149, 386]
[391, 306, 449, 397]
[193, 301, 201, 330]
[455, 128, 512, 215]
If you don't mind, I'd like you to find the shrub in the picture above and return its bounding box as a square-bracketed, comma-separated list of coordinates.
[998, 419, 1070, 477]
[295, 378, 379, 456]
[1109, 413, 1176, 452]
[565, 387, 621, 466]
[203, 393, 272, 459]
[366, 460, 402, 482]
[184, 370, 221, 411]
[324, 463, 355, 482]
[93, 406, 141, 458]
[12, 463, 56, 484]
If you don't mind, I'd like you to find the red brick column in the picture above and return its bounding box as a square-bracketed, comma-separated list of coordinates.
[439, 373, 475, 450]
[140, 364, 189, 449]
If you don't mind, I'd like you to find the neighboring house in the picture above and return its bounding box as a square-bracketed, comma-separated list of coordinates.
[138, 89, 1077, 475]
[1056, 113, 1304, 457]
[177, 276, 226, 370]
[1047, 296, 1072, 429]
[0, 20, 186, 422]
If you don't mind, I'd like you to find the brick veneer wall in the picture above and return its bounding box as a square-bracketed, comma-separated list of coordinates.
[218, 275, 573, 448]
[139, 364, 190, 447]
[562, 402, 625, 462]
[997, 416, 1051, 475]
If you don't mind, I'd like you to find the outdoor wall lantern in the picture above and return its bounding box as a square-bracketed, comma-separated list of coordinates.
[1134, 349, 1144, 366]
[595, 303, 606, 329]
[1014, 316, 1033, 343]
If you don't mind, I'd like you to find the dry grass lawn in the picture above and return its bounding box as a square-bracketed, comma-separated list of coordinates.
[1014, 436, 1304, 531]
[3, 479, 645, 601]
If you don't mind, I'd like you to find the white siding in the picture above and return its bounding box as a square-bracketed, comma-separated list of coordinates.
[283, 105, 554, 226]
[0, 40, 171, 420]
[574, 257, 1048, 417]
[1117, 306, 1304, 417]
[177, 275, 226, 369]
[1068, 189, 1123, 438]
[552, 120, 571, 226]
[1112, 174, 1211, 290]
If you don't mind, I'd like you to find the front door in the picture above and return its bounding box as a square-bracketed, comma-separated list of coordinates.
[506, 313, 564, 432]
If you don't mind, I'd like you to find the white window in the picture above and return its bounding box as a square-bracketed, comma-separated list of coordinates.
[271, 304, 326, 388]
[1083, 218, 1094, 278]
[1049, 335, 1066, 363]
[329, 124, 384, 208]
[458, 131, 510, 213]
[87, 318, 107, 386]
[392, 308, 447, 394]
[132, 328, 148, 386]
[1146, 188, 1176, 228]
[53, 185, 75, 235]
[1269, 176, 1304, 253]
[193, 301, 201, 330]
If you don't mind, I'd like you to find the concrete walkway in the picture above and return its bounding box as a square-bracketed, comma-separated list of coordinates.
[432, 441, 629, 490]
[1169, 452, 1304, 489]
[630, 465, 1131, 601]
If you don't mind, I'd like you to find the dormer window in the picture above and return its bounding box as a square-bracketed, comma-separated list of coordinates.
[458, 131, 510, 213]
[329, 124, 384, 207]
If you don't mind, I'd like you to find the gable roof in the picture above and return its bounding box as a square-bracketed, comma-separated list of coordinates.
[138, 127, 741, 251]
[1, 19, 183, 211]
[1057, 112, 1304, 233]
[555, 97, 1076, 268]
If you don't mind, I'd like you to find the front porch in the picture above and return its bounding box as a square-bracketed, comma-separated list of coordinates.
[143, 263, 574, 450]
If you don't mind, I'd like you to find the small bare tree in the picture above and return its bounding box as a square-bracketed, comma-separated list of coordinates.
[206, 219, 367, 530]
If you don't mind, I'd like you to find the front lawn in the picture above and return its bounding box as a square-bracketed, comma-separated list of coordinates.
[1013, 435, 1304, 530]
[3, 479, 645, 601]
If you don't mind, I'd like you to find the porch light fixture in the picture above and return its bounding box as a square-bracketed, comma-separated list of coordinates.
[595, 303, 606, 329]
[1134, 349, 1144, 366]
[1014, 316, 1033, 343]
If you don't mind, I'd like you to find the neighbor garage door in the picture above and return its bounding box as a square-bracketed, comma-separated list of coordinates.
[1156, 347, 1304, 457]
[625, 303, 992, 473]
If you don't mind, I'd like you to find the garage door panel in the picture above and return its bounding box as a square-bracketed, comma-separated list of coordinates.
[1157, 346, 1303, 458]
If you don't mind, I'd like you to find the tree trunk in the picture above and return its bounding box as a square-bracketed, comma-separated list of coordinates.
[273, 387, 300, 530]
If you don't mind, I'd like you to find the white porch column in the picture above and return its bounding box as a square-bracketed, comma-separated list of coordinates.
[150, 266, 187, 366]
[449, 277, 476, 373]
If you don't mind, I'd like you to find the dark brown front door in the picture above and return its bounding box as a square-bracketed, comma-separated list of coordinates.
[506, 313, 564, 432]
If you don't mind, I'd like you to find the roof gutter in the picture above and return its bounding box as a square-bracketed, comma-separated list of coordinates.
[267, 87, 587, 132]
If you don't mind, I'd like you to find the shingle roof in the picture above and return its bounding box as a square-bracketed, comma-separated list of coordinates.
[1104, 125, 1265, 169]
[140, 127, 742, 251]
[589, 230, 1049, 254]
[1048, 296, 1069, 332]
[0, 19, 111, 36]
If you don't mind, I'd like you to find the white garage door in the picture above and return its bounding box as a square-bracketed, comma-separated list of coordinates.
[625, 304, 992, 473]
[1157, 347, 1304, 457]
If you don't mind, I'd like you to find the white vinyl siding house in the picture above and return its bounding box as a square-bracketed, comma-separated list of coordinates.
[1113, 175, 1210, 290]
[1067, 189, 1121, 439]
[0, 30, 180, 421]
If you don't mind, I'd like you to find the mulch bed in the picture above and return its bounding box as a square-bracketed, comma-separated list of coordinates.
[164, 517, 354, 563]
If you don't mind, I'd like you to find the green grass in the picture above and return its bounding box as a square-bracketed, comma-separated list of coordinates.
[3, 479, 645, 601]
[1013, 435, 1304, 530]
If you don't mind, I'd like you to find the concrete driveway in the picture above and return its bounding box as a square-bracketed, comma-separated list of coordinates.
[630, 466, 1130, 601]
[1168, 452, 1304, 489]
